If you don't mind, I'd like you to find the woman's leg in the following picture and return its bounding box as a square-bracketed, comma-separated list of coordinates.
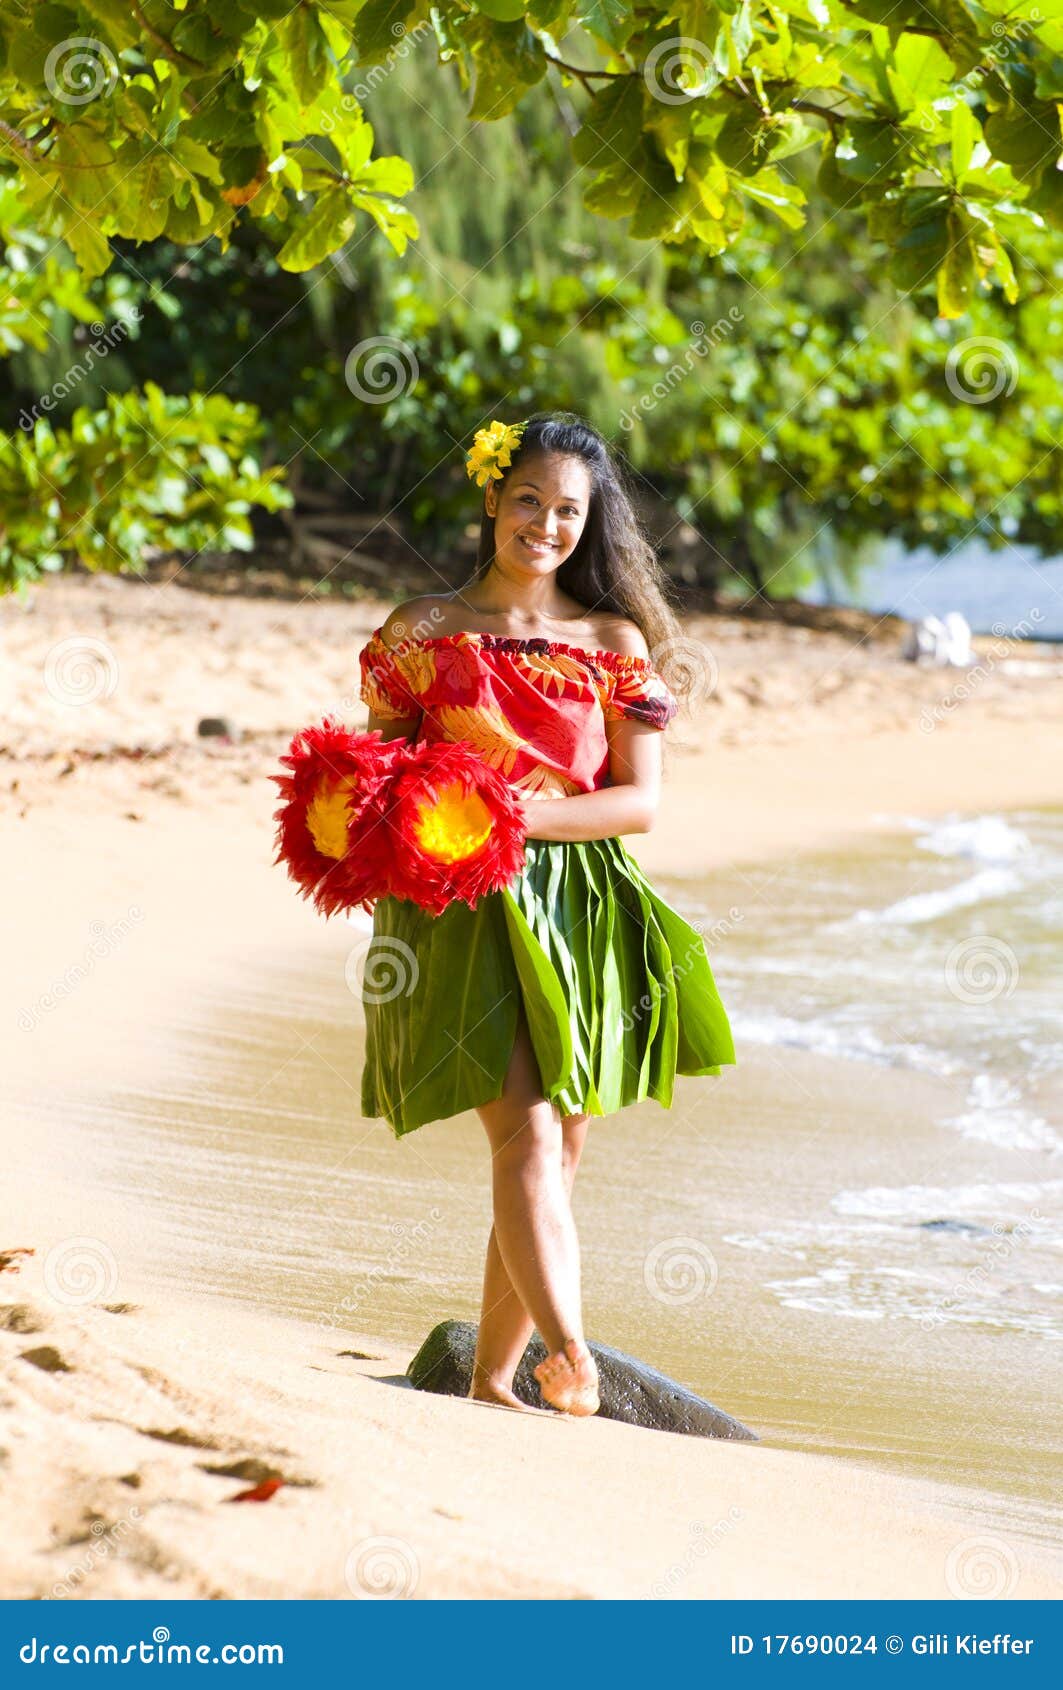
[469, 1006, 591, 1407]
[470, 1110, 590, 1406]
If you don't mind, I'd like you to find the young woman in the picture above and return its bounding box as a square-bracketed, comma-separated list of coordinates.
[356, 411, 736, 1419]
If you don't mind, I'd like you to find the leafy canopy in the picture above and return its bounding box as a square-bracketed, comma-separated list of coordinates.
[1, 1, 1062, 312]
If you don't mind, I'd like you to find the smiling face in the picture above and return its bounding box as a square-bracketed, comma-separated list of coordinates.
[483, 452, 593, 579]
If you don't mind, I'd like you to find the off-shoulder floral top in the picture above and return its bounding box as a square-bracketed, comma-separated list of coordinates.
[358, 628, 679, 799]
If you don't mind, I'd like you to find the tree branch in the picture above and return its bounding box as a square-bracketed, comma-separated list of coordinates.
[0, 118, 38, 163]
[543, 53, 635, 87]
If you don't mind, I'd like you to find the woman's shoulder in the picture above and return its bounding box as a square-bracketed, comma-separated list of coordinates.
[587, 615, 651, 663]
[374, 597, 455, 651]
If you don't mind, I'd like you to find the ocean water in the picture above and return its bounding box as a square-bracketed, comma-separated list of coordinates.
[672, 809, 1063, 1345]
[806, 535, 1063, 640]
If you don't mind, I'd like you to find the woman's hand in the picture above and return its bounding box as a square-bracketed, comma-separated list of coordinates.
[514, 793, 550, 840]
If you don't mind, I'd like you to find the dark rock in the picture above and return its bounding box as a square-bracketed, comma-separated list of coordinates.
[406, 1320, 757, 1441]
[197, 716, 241, 742]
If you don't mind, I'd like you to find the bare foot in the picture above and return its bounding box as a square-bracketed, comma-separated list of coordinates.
[533, 1338, 600, 1416]
[467, 1378, 541, 1414]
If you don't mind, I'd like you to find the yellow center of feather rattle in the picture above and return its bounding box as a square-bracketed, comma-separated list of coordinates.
[306, 774, 360, 859]
[414, 781, 493, 864]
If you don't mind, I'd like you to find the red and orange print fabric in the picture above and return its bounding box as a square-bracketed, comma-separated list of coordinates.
[358, 629, 679, 800]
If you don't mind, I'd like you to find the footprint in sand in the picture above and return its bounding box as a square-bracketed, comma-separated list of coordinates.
[19, 1345, 72, 1373]
[136, 1426, 221, 1450]
[0, 1305, 44, 1334]
[198, 1457, 317, 1489]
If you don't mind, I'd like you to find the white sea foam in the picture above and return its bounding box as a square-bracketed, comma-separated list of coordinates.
[832, 1178, 1063, 1222]
[943, 1073, 1063, 1156]
[731, 1010, 962, 1076]
[727, 1191, 1063, 1333]
[841, 814, 1039, 925]
[852, 865, 1022, 926]
[914, 815, 1033, 863]
[762, 1263, 1062, 1337]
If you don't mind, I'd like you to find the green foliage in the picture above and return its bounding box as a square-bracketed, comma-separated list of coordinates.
[0, 179, 99, 353]
[0, 383, 291, 592]
[0, 0, 417, 278]
[93, 36, 1063, 597]
[4, 8, 1063, 599]
[0, 1, 1061, 310]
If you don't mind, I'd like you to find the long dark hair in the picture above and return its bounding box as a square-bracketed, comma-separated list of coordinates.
[471, 410, 693, 703]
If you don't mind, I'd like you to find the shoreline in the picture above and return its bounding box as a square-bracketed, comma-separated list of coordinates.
[3, 575, 1063, 1599]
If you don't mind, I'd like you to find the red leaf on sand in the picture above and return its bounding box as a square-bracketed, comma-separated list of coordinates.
[227, 1477, 284, 1503]
[0, 1247, 34, 1274]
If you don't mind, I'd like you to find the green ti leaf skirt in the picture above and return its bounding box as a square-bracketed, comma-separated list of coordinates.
[359, 835, 736, 1138]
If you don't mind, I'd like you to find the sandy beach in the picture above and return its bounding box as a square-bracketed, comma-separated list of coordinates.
[3, 572, 1063, 1601]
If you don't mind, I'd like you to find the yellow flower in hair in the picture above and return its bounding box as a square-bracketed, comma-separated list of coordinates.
[465, 418, 526, 487]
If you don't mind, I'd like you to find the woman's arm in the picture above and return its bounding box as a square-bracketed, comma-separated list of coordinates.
[516, 716, 662, 842]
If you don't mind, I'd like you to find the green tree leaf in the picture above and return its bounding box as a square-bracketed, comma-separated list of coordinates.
[275, 188, 357, 270]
